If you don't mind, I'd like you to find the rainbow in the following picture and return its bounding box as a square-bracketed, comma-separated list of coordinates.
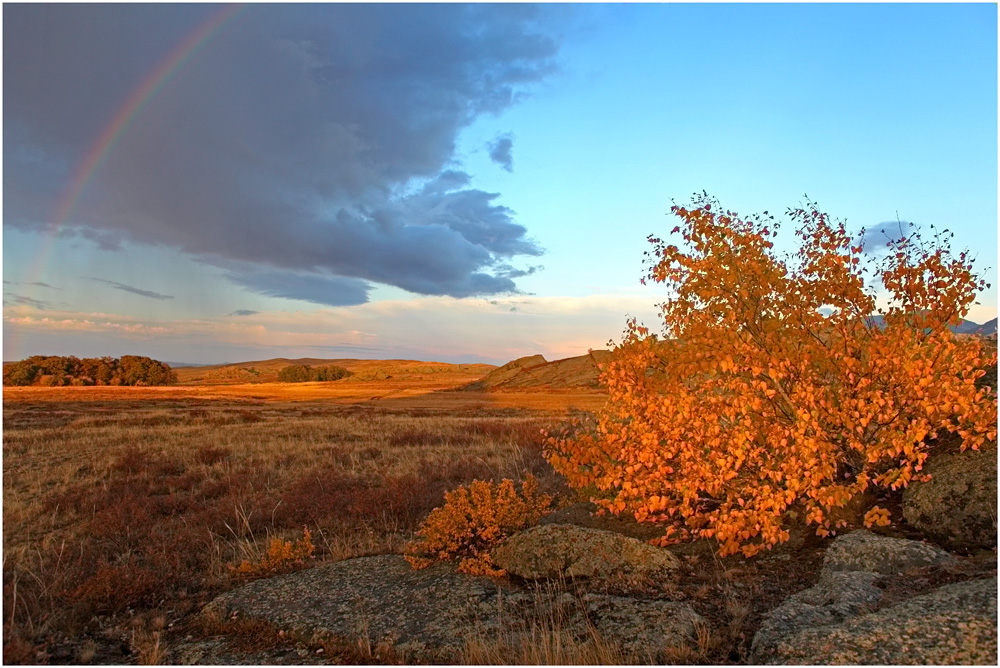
[51, 4, 246, 229]
[8, 5, 246, 360]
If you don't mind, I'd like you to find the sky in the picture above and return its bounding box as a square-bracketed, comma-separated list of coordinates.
[3, 3, 997, 366]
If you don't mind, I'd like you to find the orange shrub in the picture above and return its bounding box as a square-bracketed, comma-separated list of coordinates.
[546, 194, 997, 557]
[232, 527, 315, 576]
[405, 475, 553, 575]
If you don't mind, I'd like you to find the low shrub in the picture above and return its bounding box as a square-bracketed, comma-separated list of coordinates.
[232, 527, 315, 576]
[405, 475, 554, 576]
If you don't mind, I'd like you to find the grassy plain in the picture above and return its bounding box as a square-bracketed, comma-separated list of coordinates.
[9, 359, 991, 664]
[2, 366, 607, 663]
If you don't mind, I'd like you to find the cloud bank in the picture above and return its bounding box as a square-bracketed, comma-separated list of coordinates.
[4, 4, 561, 307]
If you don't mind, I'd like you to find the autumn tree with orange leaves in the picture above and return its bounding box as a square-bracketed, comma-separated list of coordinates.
[545, 194, 997, 557]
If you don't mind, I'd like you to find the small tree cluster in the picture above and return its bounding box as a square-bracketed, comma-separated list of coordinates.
[546, 194, 997, 557]
[406, 475, 554, 575]
[2, 355, 177, 387]
[277, 364, 352, 383]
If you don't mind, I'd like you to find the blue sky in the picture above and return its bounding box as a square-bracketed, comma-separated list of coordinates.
[4, 3, 997, 365]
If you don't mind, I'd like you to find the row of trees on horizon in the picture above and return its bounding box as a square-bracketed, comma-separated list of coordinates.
[2, 355, 177, 387]
[277, 364, 353, 383]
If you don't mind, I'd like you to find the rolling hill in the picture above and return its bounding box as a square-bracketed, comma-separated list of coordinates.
[173, 357, 495, 385]
[461, 350, 613, 391]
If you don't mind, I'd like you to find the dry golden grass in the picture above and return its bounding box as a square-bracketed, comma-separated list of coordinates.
[462, 621, 627, 665]
[3, 370, 842, 664]
[459, 582, 628, 665]
[2, 376, 594, 662]
[2, 381, 608, 412]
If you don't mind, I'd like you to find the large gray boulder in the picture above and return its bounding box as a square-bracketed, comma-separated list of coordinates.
[822, 529, 954, 574]
[751, 530, 996, 664]
[490, 523, 682, 580]
[903, 443, 997, 551]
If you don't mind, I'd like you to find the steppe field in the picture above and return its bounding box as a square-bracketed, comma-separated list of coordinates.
[2, 360, 607, 663]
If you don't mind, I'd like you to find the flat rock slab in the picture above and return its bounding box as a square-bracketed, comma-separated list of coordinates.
[751, 570, 885, 660]
[202, 554, 703, 663]
[203, 555, 505, 662]
[580, 594, 704, 659]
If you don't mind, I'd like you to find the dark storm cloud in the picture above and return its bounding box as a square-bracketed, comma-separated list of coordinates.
[493, 263, 542, 279]
[227, 309, 260, 317]
[489, 134, 515, 172]
[224, 269, 371, 307]
[4, 4, 561, 304]
[68, 228, 124, 252]
[86, 277, 174, 301]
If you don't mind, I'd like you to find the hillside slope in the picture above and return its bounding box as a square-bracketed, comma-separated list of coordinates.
[976, 318, 998, 336]
[461, 350, 612, 391]
[174, 358, 495, 385]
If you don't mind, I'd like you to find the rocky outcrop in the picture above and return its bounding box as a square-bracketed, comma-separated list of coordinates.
[903, 443, 997, 551]
[578, 594, 704, 659]
[822, 529, 954, 574]
[462, 351, 612, 391]
[751, 530, 996, 664]
[201, 553, 703, 663]
[202, 555, 504, 662]
[197, 525, 994, 665]
[754, 576, 996, 665]
[490, 524, 681, 580]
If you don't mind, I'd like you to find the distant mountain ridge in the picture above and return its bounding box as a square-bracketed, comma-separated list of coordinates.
[862, 315, 994, 335]
[974, 318, 997, 336]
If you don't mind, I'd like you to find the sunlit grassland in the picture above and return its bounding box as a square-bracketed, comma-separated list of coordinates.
[2, 384, 604, 661]
[2, 381, 608, 410]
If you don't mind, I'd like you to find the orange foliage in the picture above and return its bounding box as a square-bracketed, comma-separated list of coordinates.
[863, 506, 892, 528]
[233, 527, 315, 575]
[405, 475, 553, 575]
[546, 194, 997, 557]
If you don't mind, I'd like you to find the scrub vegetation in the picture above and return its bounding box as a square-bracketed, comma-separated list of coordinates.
[2, 390, 567, 663]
